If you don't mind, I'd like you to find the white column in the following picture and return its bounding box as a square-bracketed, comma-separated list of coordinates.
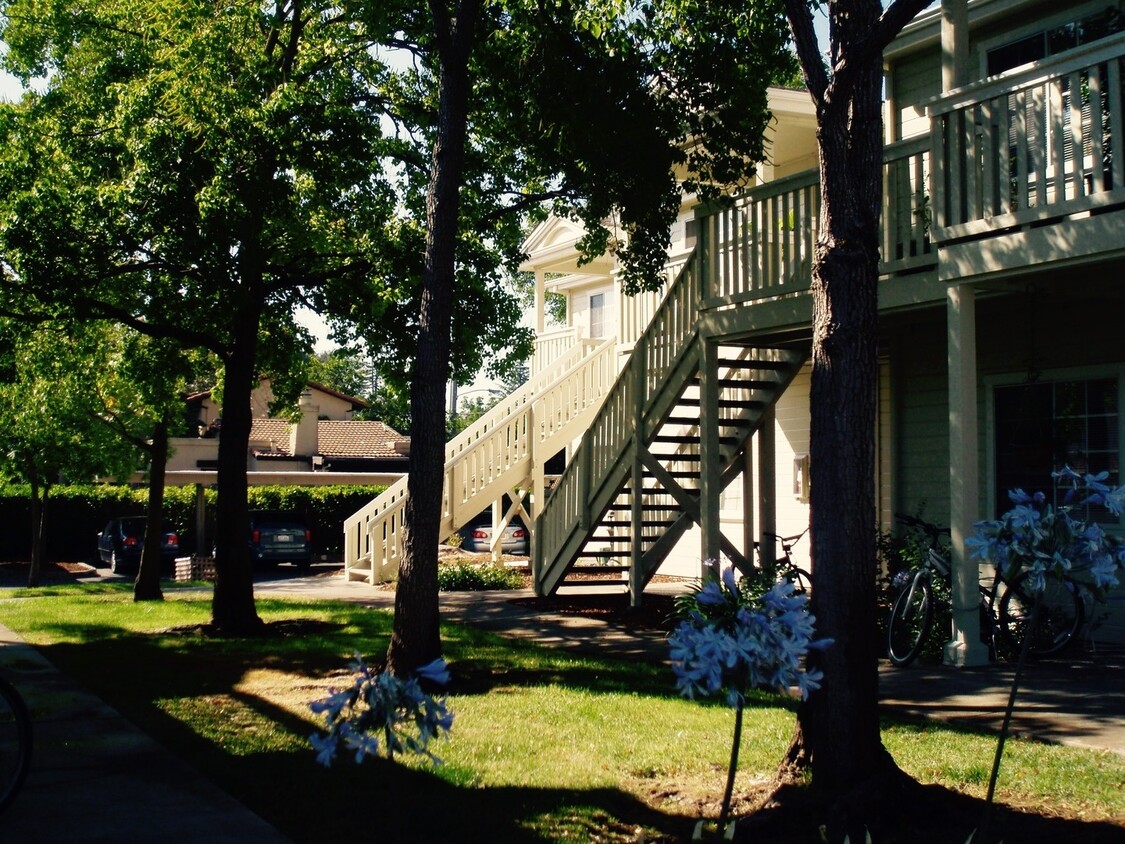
[942, 0, 970, 92]
[945, 284, 989, 666]
[757, 406, 777, 568]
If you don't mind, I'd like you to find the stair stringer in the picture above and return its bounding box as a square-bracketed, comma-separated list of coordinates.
[535, 340, 806, 597]
[532, 256, 705, 595]
[633, 348, 807, 585]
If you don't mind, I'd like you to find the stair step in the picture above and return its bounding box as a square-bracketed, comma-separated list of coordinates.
[666, 415, 757, 427]
[649, 453, 704, 461]
[558, 578, 630, 588]
[598, 519, 675, 528]
[652, 434, 738, 445]
[717, 357, 797, 371]
[605, 503, 681, 511]
[690, 378, 781, 391]
[576, 549, 630, 558]
[677, 398, 768, 409]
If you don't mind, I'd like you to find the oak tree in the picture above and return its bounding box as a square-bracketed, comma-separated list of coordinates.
[779, 1, 936, 838]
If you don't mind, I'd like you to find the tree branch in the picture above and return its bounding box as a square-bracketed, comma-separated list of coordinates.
[826, 0, 934, 110]
[280, 0, 304, 81]
[871, 0, 937, 57]
[785, 0, 828, 105]
[479, 186, 574, 226]
[71, 297, 226, 355]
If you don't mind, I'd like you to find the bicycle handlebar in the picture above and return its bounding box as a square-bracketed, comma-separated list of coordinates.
[763, 528, 808, 547]
[895, 513, 950, 544]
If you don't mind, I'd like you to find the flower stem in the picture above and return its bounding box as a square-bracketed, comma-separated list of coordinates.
[718, 699, 744, 836]
[980, 593, 1040, 841]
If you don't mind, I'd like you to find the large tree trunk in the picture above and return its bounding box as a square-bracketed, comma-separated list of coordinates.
[803, 15, 886, 794]
[210, 315, 263, 634]
[134, 414, 169, 602]
[777, 1, 931, 839]
[386, 0, 479, 676]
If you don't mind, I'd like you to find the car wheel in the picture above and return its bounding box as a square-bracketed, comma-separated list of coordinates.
[110, 551, 120, 575]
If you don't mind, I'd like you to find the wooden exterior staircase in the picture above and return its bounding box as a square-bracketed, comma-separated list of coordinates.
[343, 335, 618, 583]
[532, 252, 806, 601]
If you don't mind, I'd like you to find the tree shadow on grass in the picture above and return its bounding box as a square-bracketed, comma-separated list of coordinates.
[29, 632, 693, 843]
[224, 748, 691, 843]
[734, 776, 1125, 844]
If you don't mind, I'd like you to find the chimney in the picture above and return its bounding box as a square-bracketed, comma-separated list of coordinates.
[289, 391, 319, 458]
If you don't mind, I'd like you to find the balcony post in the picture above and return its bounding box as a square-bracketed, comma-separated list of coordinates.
[941, 0, 969, 91]
[946, 283, 989, 667]
[532, 270, 546, 376]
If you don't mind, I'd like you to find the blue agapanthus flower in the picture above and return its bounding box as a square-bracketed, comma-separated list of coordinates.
[309, 655, 454, 767]
[669, 568, 828, 706]
[970, 467, 1125, 599]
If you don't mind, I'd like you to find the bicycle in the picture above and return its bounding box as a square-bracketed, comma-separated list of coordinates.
[759, 529, 812, 595]
[885, 514, 1084, 667]
[0, 672, 31, 812]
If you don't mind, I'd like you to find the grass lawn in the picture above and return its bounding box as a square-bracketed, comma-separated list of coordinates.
[1, 583, 1124, 842]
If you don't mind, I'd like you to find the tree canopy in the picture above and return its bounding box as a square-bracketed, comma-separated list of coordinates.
[0, 319, 140, 585]
[0, 0, 528, 628]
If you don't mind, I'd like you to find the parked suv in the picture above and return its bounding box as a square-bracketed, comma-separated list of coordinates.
[97, 517, 181, 575]
[248, 511, 313, 569]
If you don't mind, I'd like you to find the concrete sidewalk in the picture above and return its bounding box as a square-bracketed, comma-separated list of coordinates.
[0, 569, 1122, 843]
[0, 624, 292, 843]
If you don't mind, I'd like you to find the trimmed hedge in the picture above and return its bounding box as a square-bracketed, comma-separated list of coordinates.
[0, 483, 386, 563]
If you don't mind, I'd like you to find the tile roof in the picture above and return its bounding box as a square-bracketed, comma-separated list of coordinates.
[249, 420, 290, 452]
[317, 421, 408, 458]
[249, 419, 409, 458]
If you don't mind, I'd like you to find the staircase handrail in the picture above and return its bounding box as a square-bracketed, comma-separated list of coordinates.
[343, 335, 617, 580]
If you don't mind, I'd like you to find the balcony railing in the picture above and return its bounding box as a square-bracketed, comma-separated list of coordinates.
[694, 138, 935, 308]
[930, 32, 1125, 240]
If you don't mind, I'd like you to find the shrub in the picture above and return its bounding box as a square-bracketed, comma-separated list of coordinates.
[437, 561, 525, 591]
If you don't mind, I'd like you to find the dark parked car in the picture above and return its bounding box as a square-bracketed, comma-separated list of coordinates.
[458, 514, 529, 555]
[248, 511, 313, 569]
[97, 517, 181, 575]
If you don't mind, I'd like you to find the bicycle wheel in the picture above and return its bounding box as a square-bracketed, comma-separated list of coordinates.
[997, 571, 1083, 658]
[0, 675, 31, 812]
[887, 574, 934, 667]
[782, 567, 812, 596]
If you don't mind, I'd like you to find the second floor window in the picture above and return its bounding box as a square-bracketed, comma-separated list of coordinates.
[987, 8, 1123, 76]
[589, 293, 606, 338]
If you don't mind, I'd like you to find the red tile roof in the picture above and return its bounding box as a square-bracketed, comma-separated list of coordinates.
[317, 421, 408, 458]
[249, 419, 409, 458]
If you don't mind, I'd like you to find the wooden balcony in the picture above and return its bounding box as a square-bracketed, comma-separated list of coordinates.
[930, 33, 1125, 280]
[680, 33, 1125, 324]
[690, 136, 936, 322]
